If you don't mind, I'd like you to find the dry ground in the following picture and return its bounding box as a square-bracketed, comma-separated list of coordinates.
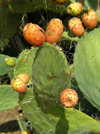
[0, 105, 23, 134]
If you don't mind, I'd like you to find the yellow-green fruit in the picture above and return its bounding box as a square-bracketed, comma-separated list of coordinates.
[5, 57, 15, 67]
[21, 130, 31, 134]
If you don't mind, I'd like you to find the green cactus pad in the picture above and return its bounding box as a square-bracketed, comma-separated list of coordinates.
[14, 48, 38, 82]
[32, 43, 71, 105]
[74, 28, 100, 111]
[19, 88, 100, 134]
[0, 85, 19, 111]
[0, 7, 22, 38]
[0, 37, 9, 50]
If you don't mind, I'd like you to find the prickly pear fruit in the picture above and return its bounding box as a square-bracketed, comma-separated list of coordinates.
[45, 18, 64, 44]
[68, 17, 84, 36]
[60, 88, 78, 108]
[67, 2, 83, 16]
[21, 130, 31, 134]
[82, 9, 98, 29]
[11, 78, 27, 92]
[17, 73, 30, 84]
[48, 0, 66, 5]
[23, 23, 45, 46]
[5, 57, 15, 67]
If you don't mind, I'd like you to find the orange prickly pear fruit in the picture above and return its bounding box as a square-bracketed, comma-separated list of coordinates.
[82, 9, 98, 29]
[11, 78, 27, 92]
[60, 88, 78, 108]
[17, 73, 30, 84]
[45, 18, 64, 44]
[68, 17, 84, 36]
[23, 23, 45, 46]
[67, 2, 83, 16]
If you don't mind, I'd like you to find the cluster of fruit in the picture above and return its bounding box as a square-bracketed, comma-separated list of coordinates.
[67, 2, 98, 36]
[11, 73, 30, 92]
[11, 73, 78, 108]
[23, 3, 98, 47]
[23, 18, 64, 46]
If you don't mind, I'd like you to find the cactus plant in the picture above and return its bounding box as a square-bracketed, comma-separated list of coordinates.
[74, 28, 100, 111]
[1, 0, 100, 133]
[32, 43, 71, 105]
[13, 42, 100, 133]
[19, 87, 100, 134]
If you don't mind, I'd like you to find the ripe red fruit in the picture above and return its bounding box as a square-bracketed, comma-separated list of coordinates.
[11, 78, 27, 92]
[45, 18, 64, 44]
[23, 23, 45, 46]
[82, 9, 98, 29]
[67, 2, 83, 16]
[17, 73, 30, 84]
[60, 88, 78, 108]
[68, 17, 84, 36]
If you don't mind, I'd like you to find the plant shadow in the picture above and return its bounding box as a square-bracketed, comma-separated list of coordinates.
[35, 96, 69, 134]
[0, 120, 20, 132]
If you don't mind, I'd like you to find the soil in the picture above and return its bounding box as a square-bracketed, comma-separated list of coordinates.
[0, 105, 23, 134]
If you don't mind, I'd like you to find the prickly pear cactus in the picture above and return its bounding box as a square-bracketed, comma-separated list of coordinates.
[14, 42, 100, 133]
[32, 43, 71, 105]
[19, 87, 100, 134]
[74, 28, 100, 111]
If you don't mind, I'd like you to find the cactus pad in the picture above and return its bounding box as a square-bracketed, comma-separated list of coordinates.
[32, 43, 71, 105]
[19, 87, 100, 134]
[0, 85, 19, 111]
[74, 28, 100, 111]
[14, 48, 38, 82]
